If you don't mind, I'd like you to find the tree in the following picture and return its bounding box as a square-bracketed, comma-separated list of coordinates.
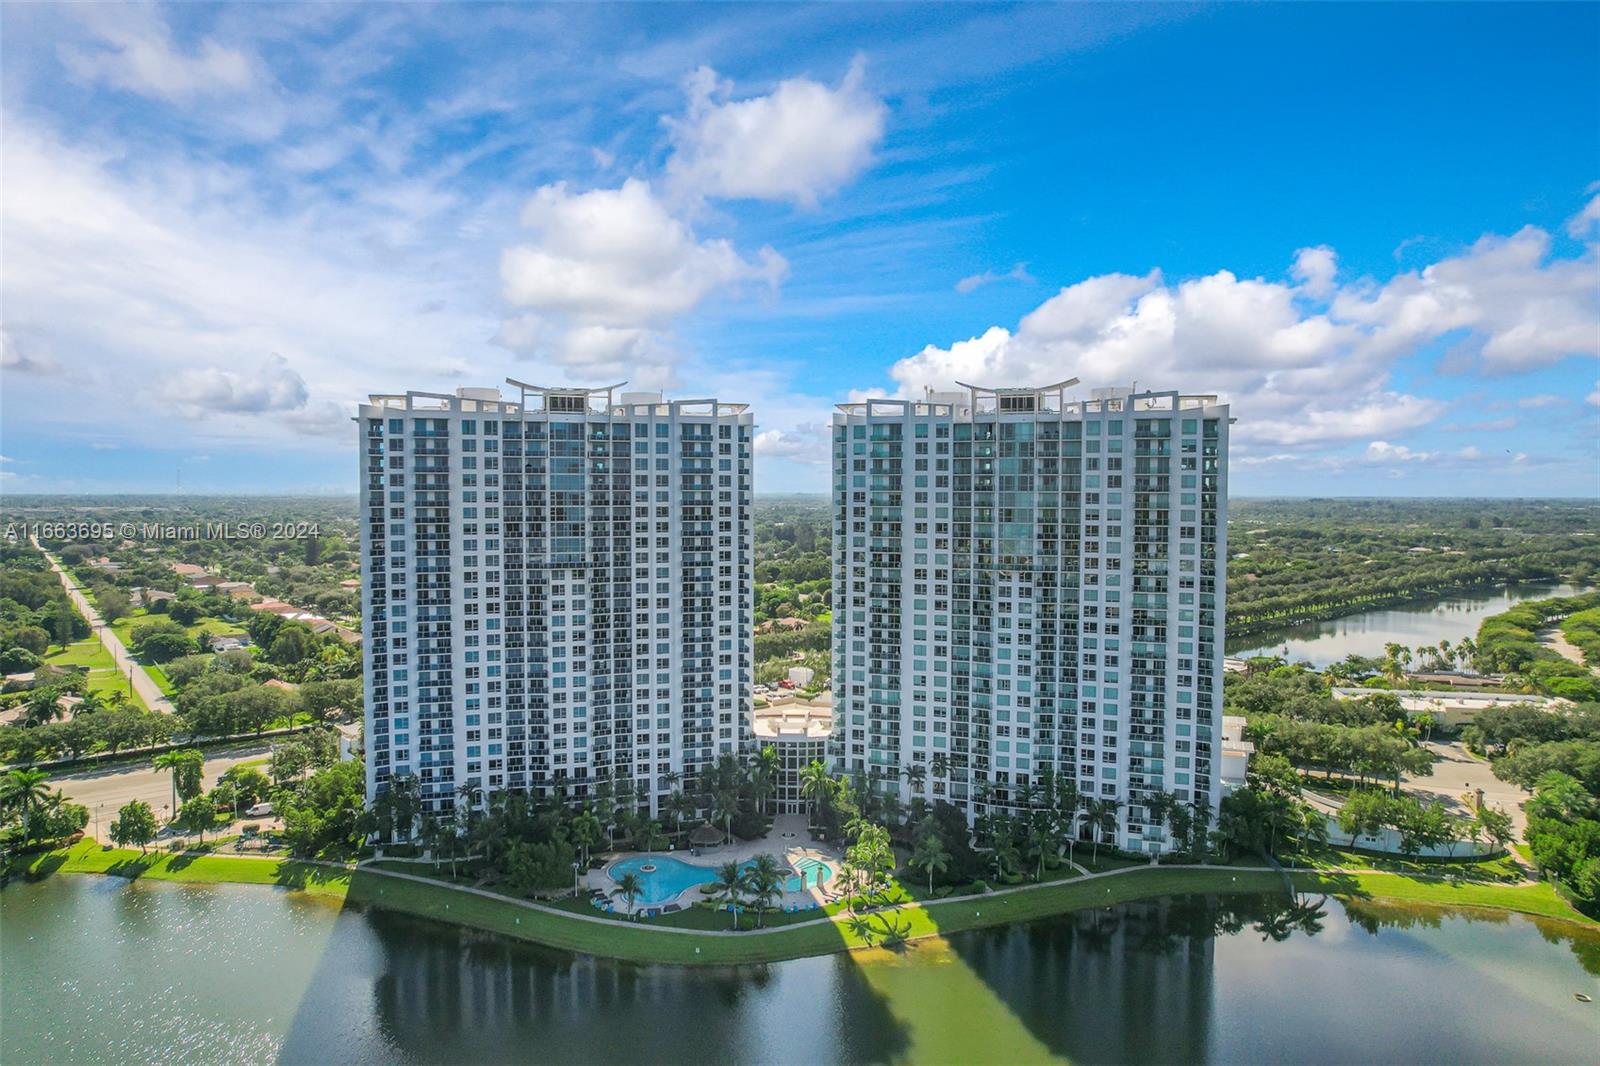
[109, 799, 158, 853]
[1, 768, 53, 843]
[175, 794, 220, 844]
[96, 589, 132, 624]
[752, 746, 779, 815]
[616, 872, 644, 920]
[152, 748, 205, 815]
[743, 852, 784, 928]
[570, 809, 603, 865]
[218, 765, 271, 809]
[1337, 790, 1388, 848]
[712, 788, 739, 846]
[1475, 804, 1515, 854]
[714, 861, 745, 930]
[800, 760, 834, 827]
[909, 830, 951, 893]
[269, 741, 312, 786]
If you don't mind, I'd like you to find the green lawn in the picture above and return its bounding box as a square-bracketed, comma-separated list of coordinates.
[17, 843, 1593, 967]
[40, 638, 149, 712]
[110, 607, 248, 650]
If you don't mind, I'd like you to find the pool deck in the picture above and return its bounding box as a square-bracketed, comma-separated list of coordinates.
[586, 814, 841, 916]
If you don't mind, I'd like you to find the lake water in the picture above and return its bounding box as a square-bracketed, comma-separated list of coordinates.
[1227, 582, 1589, 666]
[4, 875, 1597, 1064]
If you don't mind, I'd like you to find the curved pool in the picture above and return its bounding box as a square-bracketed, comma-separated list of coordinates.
[607, 855, 832, 905]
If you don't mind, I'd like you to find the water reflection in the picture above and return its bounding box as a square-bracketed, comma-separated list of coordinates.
[4, 877, 1597, 1066]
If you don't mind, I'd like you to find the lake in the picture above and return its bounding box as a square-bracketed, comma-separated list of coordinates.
[3, 875, 1596, 1064]
[1227, 582, 1589, 666]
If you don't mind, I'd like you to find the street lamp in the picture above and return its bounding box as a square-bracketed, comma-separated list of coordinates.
[572, 860, 581, 896]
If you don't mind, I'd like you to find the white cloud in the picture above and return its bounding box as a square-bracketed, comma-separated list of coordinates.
[1333, 226, 1599, 372]
[1567, 191, 1600, 238]
[498, 179, 785, 377]
[754, 423, 830, 464]
[665, 57, 886, 207]
[956, 262, 1033, 294]
[890, 220, 1597, 452]
[500, 180, 785, 326]
[60, 6, 260, 103]
[1517, 394, 1564, 409]
[1588, 380, 1600, 409]
[1291, 245, 1338, 299]
[1364, 440, 1434, 463]
[163, 355, 309, 415]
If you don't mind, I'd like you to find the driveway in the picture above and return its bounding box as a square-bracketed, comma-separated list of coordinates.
[1403, 740, 1530, 834]
[54, 743, 276, 842]
[34, 537, 176, 714]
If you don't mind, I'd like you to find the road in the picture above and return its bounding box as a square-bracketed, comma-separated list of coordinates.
[34, 537, 176, 714]
[55, 743, 278, 842]
[1403, 739, 1531, 834]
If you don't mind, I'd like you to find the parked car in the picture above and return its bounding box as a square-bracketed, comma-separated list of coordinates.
[245, 801, 274, 817]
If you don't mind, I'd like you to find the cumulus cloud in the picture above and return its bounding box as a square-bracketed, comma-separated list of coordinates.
[498, 179, 785, 376]
[665, 58, 886, 207]
[500, 180, 786, 326]
[1, 328, 66, 376]
[956, 262, 1034, 294]
[60, 6, 260, 103]
[1291, 245, 1338, 299]
[1517, 394, 1564, 409]
[890, 219, 1597, 452]
[1588, 380, 1600, 409]
[163, 354, 309, 415]
[1364, 441, 1434, 463]
[1333, 226, 1598, 372]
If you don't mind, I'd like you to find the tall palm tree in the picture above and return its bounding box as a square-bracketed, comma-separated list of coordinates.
[753, 745, 780, 815]
[712, 788, 739, 846]
[903, 762, 927, 797]
[713, 861, 745, 930]
[571, 810, 603, 865]
[616, 872, 644, 920]
[909, 832, 951, 894]
[799, 760, 833, 827]
[666, 790, 692, 837]
[151, 749, 200, 817]
[23, 688, 64, 728]
[2, 769, 53, 844]
[930, 752, 949, 786]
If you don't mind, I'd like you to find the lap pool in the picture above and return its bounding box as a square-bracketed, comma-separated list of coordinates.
[607, 855, 832, 905]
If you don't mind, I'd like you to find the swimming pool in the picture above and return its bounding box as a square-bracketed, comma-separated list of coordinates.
[607, 854, 833, 905]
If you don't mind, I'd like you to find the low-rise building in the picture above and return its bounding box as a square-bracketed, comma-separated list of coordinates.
[1331, 686, 1563, 729]
[753, 701, 832, 816]
[1221, 715, 1253, 794]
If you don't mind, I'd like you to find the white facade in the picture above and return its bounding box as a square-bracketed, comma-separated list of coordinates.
[830, 383, 1230, 853]
[359, 382, 754, 817]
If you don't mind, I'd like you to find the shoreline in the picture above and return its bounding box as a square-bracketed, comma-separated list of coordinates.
[8, 842, 1594, 965]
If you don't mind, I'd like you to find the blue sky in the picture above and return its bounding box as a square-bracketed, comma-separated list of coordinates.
[2, 2, 1596, 496]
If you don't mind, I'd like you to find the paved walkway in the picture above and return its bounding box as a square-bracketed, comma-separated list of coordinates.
[1405, 740, 1531, 834]
[34, 538, 175, 715]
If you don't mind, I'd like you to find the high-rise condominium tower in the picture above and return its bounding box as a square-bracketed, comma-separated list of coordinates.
[359, 382, 754, 817]
[830, 382, 1229, 854]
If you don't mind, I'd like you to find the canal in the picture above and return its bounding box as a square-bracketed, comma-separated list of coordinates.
[3, 875, 1596, 1064]
[1227, 582, 1589, 667]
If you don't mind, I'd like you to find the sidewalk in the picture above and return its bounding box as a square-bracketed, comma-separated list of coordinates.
[34, 537, 175, 715]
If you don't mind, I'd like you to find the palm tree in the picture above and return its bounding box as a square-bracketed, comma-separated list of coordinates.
[2, 769, 53, 844]
[903, 762, 927, 798]
[930, 753, 949, 786]
[714, 861, 745, 930]
[743, 853, 783, 928]
[23, 688, 64, 728]
[909, 832, 951, 894]
[753, 745, 780, 815]
[712, 789, 739, 846]
[667, 790, 692, 837]
[616, 872, 644, 920]
[1025, 810, 1054, 880]
[152, 749, 202, 817]
[571, 809, 602, 865]
[455, 781, 483, 819]
[799, 760, 833, 827]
